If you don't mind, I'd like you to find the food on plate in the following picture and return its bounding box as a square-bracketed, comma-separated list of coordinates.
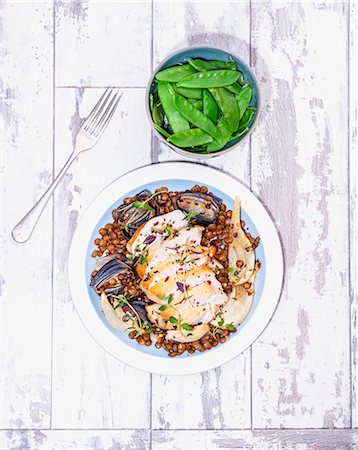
[90, 185, 260, 357]
[149, 59, 256, 154]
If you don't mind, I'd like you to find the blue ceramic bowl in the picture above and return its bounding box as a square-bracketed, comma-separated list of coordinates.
[146, 46, 261, 159]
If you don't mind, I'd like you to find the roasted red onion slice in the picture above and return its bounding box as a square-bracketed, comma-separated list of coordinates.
[90, 257, 133, 294]
[114, 189, 157, 236]
[176, 191, 222, 224]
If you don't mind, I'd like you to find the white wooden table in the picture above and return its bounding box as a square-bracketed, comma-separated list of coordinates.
[1, 1, 357, 449]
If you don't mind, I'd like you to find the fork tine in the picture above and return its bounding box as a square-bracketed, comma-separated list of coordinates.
[92, 91, 121, 137]
[84, 88, 114, 133]
[95, 94, 121, 137]
[93, 91, 118, 134]
[82, 88, 110, 130]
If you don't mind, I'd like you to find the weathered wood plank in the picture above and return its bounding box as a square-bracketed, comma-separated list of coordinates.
[152, 429, 358, 450]
[250, 1, 350, 427]
[55, 1, 152, 87]
[51, 88, 152, 428]
[0, 430, 149, 450]
[0, 1, 54, 429]
[349, 0, 358, 429]
[151, 0, 252, 430]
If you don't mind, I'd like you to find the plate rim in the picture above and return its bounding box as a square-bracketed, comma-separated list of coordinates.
[68, 161, 284, 375]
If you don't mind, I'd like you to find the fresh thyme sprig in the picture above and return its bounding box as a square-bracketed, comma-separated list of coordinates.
[185, 210, 198, 221]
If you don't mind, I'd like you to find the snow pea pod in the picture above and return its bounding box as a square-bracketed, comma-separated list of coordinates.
[167, 128, 213, 147]
[225, 81, 243, 95]
[231, 126, 249, 139]
[155, 63, 197, 82]
[209, 87, 240, 133]
[236, 85, 252, 119]
[188, 59, 237, 71]
[173, 94, 221, 141]
[157, 81, 190, 133]
[238, 107, 255, 131]
[154, 124, 171, 138]
[203, 89, 218, 123]
[206, 117, 232, 152]
[177, 70, 241, 88]
[150, 93, 164, 126]
[188, 98, 203, 110]
[173, 85, 203, 99]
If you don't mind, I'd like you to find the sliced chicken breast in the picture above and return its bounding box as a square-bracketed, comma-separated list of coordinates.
[127, 209, 188, 255]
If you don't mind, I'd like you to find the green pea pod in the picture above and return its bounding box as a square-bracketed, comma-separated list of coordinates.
[154, 124, 171, 138]
[188, 59, 237, 71]
[231, 126, 249, 139]
[203, 89, 218, 123]
[238, 107, 255, 131]
[173, 85, 203, 99]
[157, 81, 190, 133]
[150, 93, 164, 127]
[167, 128, 213, 148]
[188, 98, 203, 110]
[155, 63, 197, 82]
[225, 81, 243, 95]
[206, 117, 232, 152]
[236, 85, 252, 119]
[209, 87, 240, 133]
[173, 94, 221, 141]
[177, 70, 241, 88]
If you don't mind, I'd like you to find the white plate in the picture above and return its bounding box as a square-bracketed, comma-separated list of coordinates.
[69, 162, 283, 375]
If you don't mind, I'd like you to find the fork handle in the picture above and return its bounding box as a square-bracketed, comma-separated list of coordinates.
[12, 151, 78, 243]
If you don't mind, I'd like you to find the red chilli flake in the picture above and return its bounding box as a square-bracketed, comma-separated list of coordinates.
[207, 280, 212, 285]
[164, 276, 169, 282]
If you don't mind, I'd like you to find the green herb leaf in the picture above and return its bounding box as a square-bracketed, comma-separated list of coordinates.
[159, 305, 167, 311]
[113, 294, 129, 309]
[227, 267, 236, 275]
[164, 223, 172, 236]
[181, 323, 193, 331]
[217, 312, 224, 327]
[169, 316, 179, 324]
[159, 293, 173, 304]
[185, 210, 198, 221]
[138, 250, 149, 265]
[132, 200, 154, 211]
[225, 322, 235, 331]
[145, 327, 154, 333]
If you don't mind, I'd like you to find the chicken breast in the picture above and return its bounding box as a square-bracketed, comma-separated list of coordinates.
[137, 221, 228, 327]
[127, 209, 188, 255]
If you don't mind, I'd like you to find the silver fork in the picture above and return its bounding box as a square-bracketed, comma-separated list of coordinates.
[12, 88, 122, 243]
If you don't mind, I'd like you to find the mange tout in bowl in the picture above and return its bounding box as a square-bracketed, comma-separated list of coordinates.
[145, 46, 261, 159]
